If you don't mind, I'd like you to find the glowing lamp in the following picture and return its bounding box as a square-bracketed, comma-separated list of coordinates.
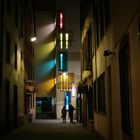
[59, 12, 64, 30]
[30, 37, 36, 42]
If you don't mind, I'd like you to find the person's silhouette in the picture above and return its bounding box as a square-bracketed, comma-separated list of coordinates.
[61, 106, 67, 123]
[69, 104, 74, 123]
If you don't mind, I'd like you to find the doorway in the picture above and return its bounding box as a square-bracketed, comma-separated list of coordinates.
[13, 85, 18, 128]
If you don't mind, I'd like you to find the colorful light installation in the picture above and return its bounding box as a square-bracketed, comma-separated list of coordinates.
[60, 33, 63, 49]
[60, 53, 63, 70]
[59, 12, 64, 30]
[65, 33, 69, 49]
[58, 52, 67, 72]
[59, 33, 69, 49]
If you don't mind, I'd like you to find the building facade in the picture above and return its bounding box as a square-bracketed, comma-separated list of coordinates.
[80, 0, 140, 140]
[0, 0, 36, 134]
[34, 0, 81, 119]
[34, 0, 57, 119]
[55, 0, 81, 119]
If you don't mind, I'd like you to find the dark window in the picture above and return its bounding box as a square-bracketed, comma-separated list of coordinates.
[104, 0, 110, 29]
[36, 97, 52, 114]
[33, 94, 34, 108]
[20, 52, 23, 71]
[15, 2, 18, 27]
[97, 72, 105, 112]
[93, 81, 97, 111]
[20, 16, 24, 37]
[95, 0, 110, 48]
[5, 80, 10, 130]
[6, 31, 11, 64]
[15, 44, 17, 69]
[99, 0, 104, 40]
[13, 85, 18, 128]
[0, 0, 4, 88]
[7, 0, 11, 14]
[119, 35, 133, 136]
[95, 4, 99, 47]
[88, 86, 94, 120]
[87, 25, 92, 60]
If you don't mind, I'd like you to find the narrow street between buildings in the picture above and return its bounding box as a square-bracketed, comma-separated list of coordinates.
[1, 120, 104, 140]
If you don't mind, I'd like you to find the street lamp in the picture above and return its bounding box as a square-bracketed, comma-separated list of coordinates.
[30, 36, 36, 42]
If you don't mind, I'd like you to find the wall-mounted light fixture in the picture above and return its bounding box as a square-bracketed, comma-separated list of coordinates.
[137, 19, 140, 38]
[103, 50, 113, 57]
[30, 37, 36, 42]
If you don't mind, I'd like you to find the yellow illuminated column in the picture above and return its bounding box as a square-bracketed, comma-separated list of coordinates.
[63, 72, 66, 91]
[60, 74, 63, 91]
[66, 74, 69, 91]
[60, 33, 63, 49]
[65, 33, 69, 49]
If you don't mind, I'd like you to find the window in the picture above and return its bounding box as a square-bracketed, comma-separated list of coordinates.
[119, 35, 133, 136]
[20, 16, 24, 37]
[105, 0, 110, 29]
[97, 72, 105, 112]
[15, 44, 17, 69]
[94, 0, 110, 48]
[65, 33, 69, 49]
[88, 86, 93, 120]
[58, 52, 67, 72]
[20, 52, 23, 71]
[58, 11, 65, 30]
[59, 12, 63, 30]
[6, 31, 11, 64]
[5, 80, 10, 129]
[36, 97, 52, 114]
[13, 85, 18, 128]
[59, 33, 70, 50]
[93, 81, 97, 111]
[99, 0, 104, 40]
[0, 0, 4, 88]
[60, 33, 63, 49]
[58, 73, 74, 91]
[95, 4, 99, 47]
[7, 0, 11, 14]
[15, 2, 18, 27]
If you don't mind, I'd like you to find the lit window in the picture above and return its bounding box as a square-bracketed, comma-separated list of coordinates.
[65, 33, 69, 49]
[60, 33, 63, 49]
[60, 53, 63, 70]
[59, 12, 64, 30]
[58, 52, 67, 72]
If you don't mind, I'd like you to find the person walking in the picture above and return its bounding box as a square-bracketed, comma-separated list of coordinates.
[69, 104, 75, 123]
[61, 106, 67, 123]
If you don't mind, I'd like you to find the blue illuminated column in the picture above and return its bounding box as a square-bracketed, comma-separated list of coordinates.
[58, 52, 67, 72]
[60, 53, 63, 70]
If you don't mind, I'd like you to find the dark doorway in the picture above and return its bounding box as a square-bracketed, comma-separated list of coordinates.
[5, 81, 10, 130]
[13, 85, 18, 128]
[119, 35, 133, 137]
[36, 97, 54, 119]
[88, 86, 93, 120]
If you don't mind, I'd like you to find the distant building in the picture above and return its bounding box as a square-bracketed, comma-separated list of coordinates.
[34, 0, 81, 119]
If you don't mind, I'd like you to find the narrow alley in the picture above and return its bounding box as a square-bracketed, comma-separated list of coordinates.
[1, 120, 103, 140]
[1, 0, 140, 140]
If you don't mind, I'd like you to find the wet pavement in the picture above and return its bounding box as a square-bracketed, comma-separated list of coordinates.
[1, 119, 104, 140]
